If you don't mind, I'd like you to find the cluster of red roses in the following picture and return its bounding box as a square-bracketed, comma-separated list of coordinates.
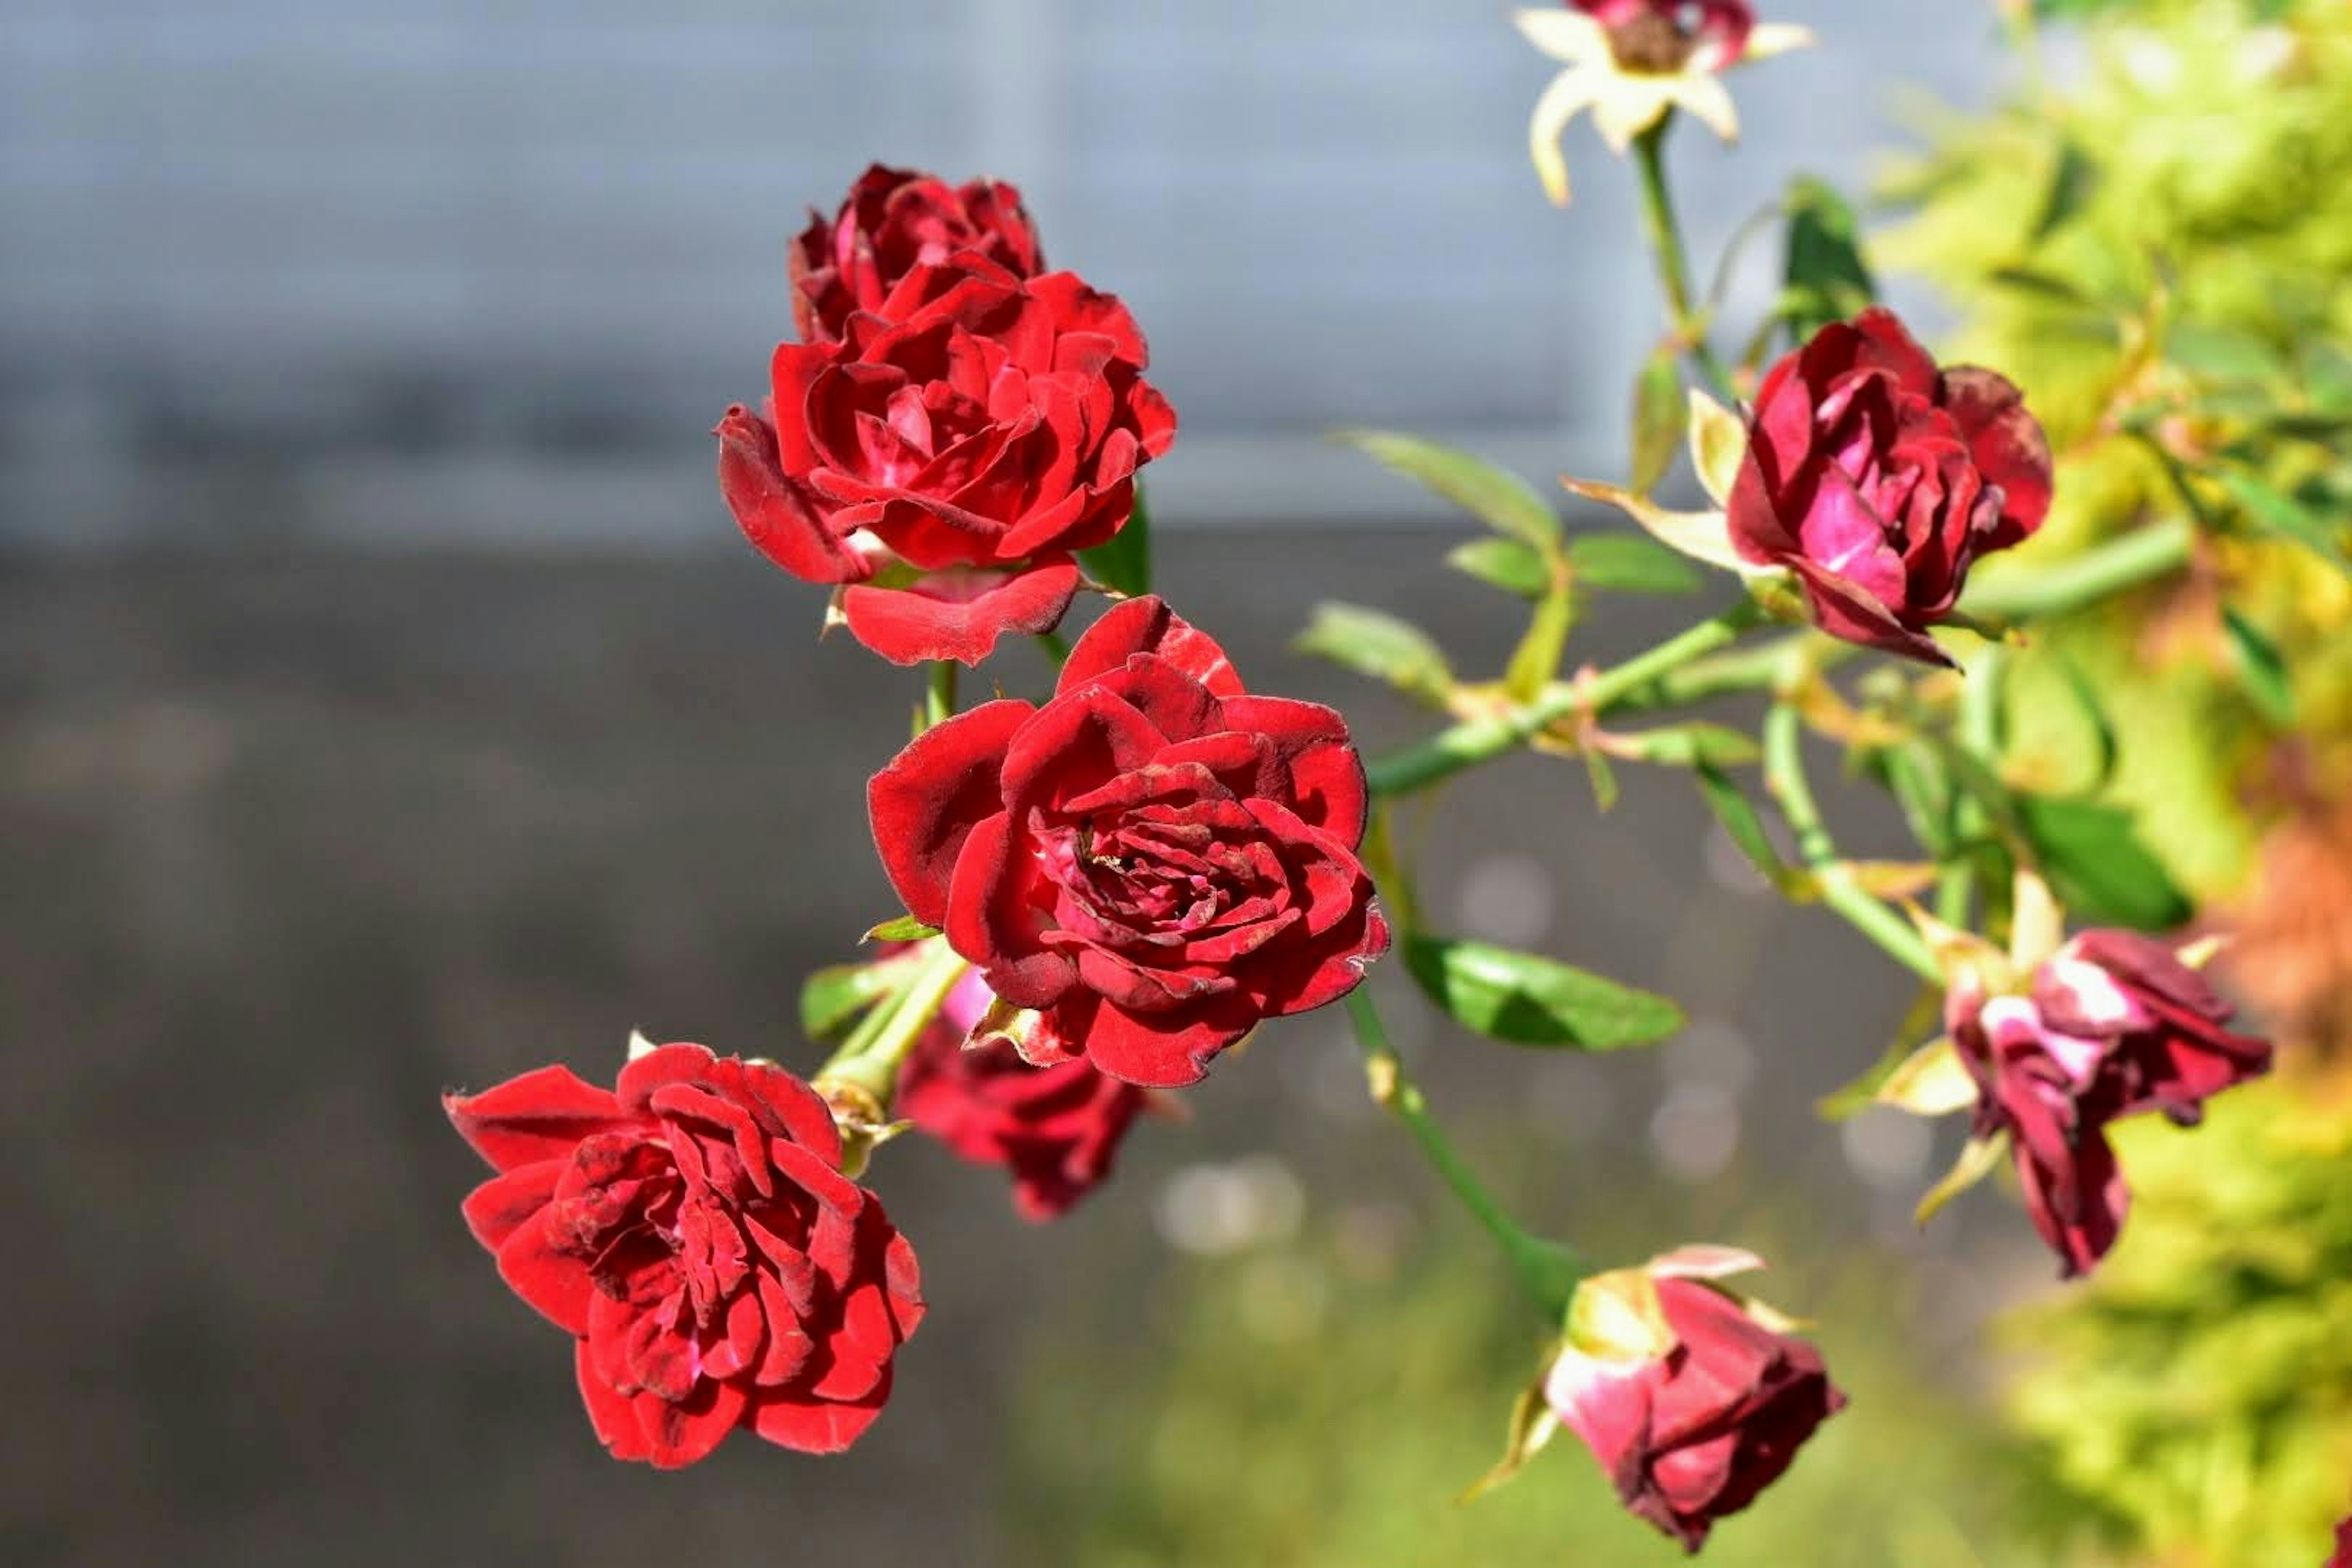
[448, 168, 1388, 1472]
[438, 151, 2281, 1555]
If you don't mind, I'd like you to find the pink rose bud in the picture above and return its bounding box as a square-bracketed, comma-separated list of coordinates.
[1571, 0, 1754, 72]
[1544, 1250, 1844, 1552]
[1728, 308, 2053, 666]
[1951, 930, 2272, 1277]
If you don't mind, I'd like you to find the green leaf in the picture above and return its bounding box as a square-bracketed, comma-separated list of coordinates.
[1294, 603, 1455, 704]
[1447, 537, 1550, 599]
[2222, 606, 2294, 726]
[1782, 176, 1877, 342]
[1986, 266, 2104, 311]
[1629, 347, 1687, 495]
[799, 960, 899, 1041]
[1559, 476, 1748, 575]
[1695, 762, 1796, 893]
[1605, 722, 1760, 769]
[1402, 933, 1684, 1050]
[1333, 430, 1560, 550]
[864, 914, 942, 944]
[1566, 534, 1703, 595]
[1874, 1036, 1977, 1116]
[2016, 796, 2194, 932]
[2220, 469, 2352, 576]
[1079, 483, 1152, 596]
[1503, 584, 1575, 704]
[1582, 745, 1619, 813]
[2027, 137, 2098, 244]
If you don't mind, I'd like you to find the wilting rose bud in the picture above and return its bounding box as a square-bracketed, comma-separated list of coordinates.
[1728, 307, 2052, 665]
[445, 1043, 924, 1466]
[789, 164, 1043, 342]
[895, 968, 1152, 1220]
[1951, 929, 2272, 1277]
[1542, 1248, 1844, 1553]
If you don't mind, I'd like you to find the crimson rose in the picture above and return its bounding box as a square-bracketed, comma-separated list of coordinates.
[867, 595, 1388, 1088]
[717, 252, 1175, 666]
[1573, 0, 1752, 72]
[446, 1042, 924, 1466]
[1951, 929, 2272, 1276]
[790, 164, 1043, 343]
[896, 967, 1150, 1220]
[1729, 307, 2052, 665]
[1545, 1250, 1844, 1553]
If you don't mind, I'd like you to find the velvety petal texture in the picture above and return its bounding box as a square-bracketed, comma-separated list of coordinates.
[895, 968, 1150, 1219]
[1545, 1272, 1845, 1553]
[867, 598, 1389, 1088]
[1950, 931, 2272, 1278]
[1728, 307, 2052, 666]
[445, 1043, 923, 1467]
[719, 168, 1177, 666]
[789, 164, 1044, 343]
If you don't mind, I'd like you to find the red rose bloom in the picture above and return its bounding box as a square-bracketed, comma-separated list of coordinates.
[896, 968, 1150, 1220]
[867, 596, 1388, 1088]
[717, 253, 1175, 666]
[1951, 930, 2272, 1276]
[1729, 307, 2052, 666]
[790, 164, 1044, 343]
[1572, 0, 1753, 72]
[445, 1042, 924, 1466]
[1545, 1251, 1844, 1553]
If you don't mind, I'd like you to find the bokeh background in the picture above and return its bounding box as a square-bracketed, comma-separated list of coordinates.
[2, 4, 2077, 1563]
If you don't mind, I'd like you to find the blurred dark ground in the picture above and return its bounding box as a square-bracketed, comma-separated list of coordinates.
[0, 4, 2034, 1563]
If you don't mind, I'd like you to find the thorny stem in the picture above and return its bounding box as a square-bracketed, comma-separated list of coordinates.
[1366, 602, 1766, 796]
[1346, 989, 1586, 1317]
[813, 938, 970, 1114]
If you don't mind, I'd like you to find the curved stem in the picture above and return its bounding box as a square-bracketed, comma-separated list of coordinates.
[1632, 118, 1736, 403]
[1762, 701, 1944, 985]
[1346, 990, 1585, 1317]
[1367, 601, 1765, 796]
[1961, 516, 2195, 621]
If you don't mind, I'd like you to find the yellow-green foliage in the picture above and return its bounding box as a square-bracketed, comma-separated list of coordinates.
[1999, 1082, 2352, 1567]
[1881, 0, 2352, 903]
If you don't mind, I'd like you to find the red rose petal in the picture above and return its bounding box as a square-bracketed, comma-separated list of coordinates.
[444, 1065, 628, 1174]
[867, 698, 1034, 928]
[1060, 595, 1245, 698]
[840, 557, 1080, 667]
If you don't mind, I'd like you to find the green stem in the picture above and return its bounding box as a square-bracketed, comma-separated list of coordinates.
[813, 940, 970, 1111]
[1632, 118, 1736, 403]
[1036, 630, 1071, 669]
[1367, 601, 1765, 796]
[923, 661, 959, 731]
[1345, 990, 1585, 1317]
[1962, 517, 2194, 620]
[1762, 701, 1945, 986]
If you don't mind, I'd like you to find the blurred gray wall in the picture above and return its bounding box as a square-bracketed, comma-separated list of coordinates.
[0, 0, 2005, 548]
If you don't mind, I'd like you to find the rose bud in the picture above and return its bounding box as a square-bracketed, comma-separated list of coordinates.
[867, 596, 1388, 1088]
[2330, 1512, 2351, 1568]
[895, 968, 1152, 1220]
[789, 164, 1043, 343]
[717, 252, 1176, 666]
[1950, 930, 2272, 1277]
[1728, 307, 2053, 666]
[1541, 1248, 1844, 1553]
[1515, 2, 1810, 205]
[445, 1042, 924, 1466]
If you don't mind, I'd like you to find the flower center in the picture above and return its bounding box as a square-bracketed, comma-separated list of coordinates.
[1608, 10, 1696, 73]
